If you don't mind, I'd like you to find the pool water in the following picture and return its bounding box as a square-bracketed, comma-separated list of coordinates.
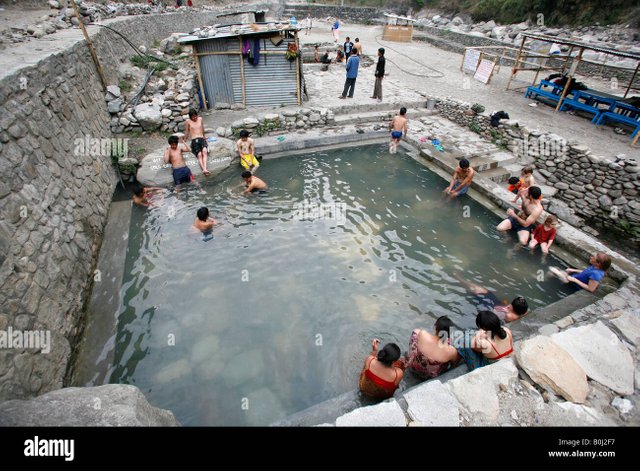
[108, 144, 574, 425]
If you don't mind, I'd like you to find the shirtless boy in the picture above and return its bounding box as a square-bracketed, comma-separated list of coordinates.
[241, 171, 268, 195]
[443, 158, 474, 200]
[389, 107, 408, 154]
[163, 135, 193, 186]
[497, 186, 544, 245]
[193, 206, 216, 232]
[236, 130, 260, 171]
[132, 184, 163, 207]
[184, 108, 210, 176]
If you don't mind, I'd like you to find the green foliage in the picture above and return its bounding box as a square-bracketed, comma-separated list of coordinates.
[469, 122, 482, 134]
[618, 219, 638, 237]
[130, 55, 168, 72]
[471, 103, 485, 114]
[418, 0, 637, 26]
[118, 79, 133, 93]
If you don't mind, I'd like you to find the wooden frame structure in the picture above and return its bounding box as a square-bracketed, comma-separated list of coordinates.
[506, 33, 640, 112]
[382, 14, 416, 43]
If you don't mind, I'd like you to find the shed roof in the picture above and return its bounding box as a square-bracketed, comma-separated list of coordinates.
[383, 13, 417, 23]
[523, 33, 640, 61]
[178, 22, 298, 44]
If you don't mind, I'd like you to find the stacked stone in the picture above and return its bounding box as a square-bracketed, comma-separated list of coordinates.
[106, 68, 198, 134]
[224, 108, 335, 137]
[434, 97, 640, 240]
[0, 42, 117, 400]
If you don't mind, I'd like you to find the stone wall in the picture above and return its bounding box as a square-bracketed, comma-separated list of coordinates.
[0, 11, 219, 401]
[434, 98, 640, 240]
[283, 2, 384, 24]
[414, 24, 637, 83]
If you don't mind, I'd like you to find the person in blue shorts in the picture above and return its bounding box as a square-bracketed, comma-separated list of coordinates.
[388, 107, 408, 154]
[443, 158, 475, 200]
[163, 135, 193, 187]
[549, 252, 612, 293]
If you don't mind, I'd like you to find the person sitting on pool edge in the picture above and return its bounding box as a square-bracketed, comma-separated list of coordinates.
[241, 171, 268, 195]
[406, 316, 460, 379]
[496, 186, 544, 246]
[193, 206, 216, 232]
[236, 130, 260, 172]
[452, 271, 529, 323]
[359, 339, 405, 400]
[443, 158, 474, 200]
[549, 252, 612, 293]
[455, 311, 514, 371]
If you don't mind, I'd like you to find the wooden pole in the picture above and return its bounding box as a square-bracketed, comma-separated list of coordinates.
[506, 35, 526, 91]
[192, 44, 207, 110]
[70, 0, 107, 90]
[293, 31, 302, 106]
[623, 61, 639, 99]
[632, 132, 639, 147]
[560, 46, 574, 74]
[239, 37, 246, 107]
[555, 47, 583, 111]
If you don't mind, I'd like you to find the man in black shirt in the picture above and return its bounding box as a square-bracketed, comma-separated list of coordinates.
[371, 48, 386, 101]
[343, 37, 354, 57]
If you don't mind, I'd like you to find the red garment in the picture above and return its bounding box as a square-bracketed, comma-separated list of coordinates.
[489, 331, 513, 360]
[532, 224, 556, 244]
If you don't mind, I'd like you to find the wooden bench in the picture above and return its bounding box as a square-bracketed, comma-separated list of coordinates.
[559, 92, 603, 123]
[595, 111, 640, 140]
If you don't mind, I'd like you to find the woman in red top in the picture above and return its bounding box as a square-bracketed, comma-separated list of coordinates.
[359, 339, 405, 400]
[529, 215, 557, 255]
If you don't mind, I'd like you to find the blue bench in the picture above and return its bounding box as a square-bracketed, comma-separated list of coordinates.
[559, 92, 603, 123]
[525, 80, 563, 102]
[595, 111, 640, 139]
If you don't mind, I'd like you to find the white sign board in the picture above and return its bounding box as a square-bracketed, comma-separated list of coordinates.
[473, 58, 496, 84]
[463, 49, 481, 74]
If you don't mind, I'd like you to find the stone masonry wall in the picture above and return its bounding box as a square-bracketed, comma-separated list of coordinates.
[0, 11, 219, 401]
[435, 98, 640, 240]
[283, 3, 384, 24]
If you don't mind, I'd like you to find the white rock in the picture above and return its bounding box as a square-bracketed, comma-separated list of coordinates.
[134, 103, 163, 131]
[552, 321, 634, 395]
[404, 380, 460, 426]
[611, 396, 633, 415]
[336, 400, 406, 427]
[448, 359, 518, 425]
[610, 310, 640, 347]
[161, 108, 172, 118]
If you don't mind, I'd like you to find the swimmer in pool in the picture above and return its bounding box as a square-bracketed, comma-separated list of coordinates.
[241, 170, 268, 195]
[193, 206, 217, 232]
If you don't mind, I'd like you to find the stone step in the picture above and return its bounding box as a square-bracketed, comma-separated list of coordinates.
[478, 166, 512, 182]
[333, 108, 436, 125]
[329, 99, 427, 117]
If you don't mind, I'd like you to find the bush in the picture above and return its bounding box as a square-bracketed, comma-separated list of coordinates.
[471, 103, 485, 114]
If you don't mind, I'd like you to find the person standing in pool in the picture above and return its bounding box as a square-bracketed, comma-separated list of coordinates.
[193, 206, 216, 232]
[388, 107, 408, 154]
[163, 135, 194, 187]
[242, 171, 268, 195]
[443, 158, 474, 200]
[236, 130, 260, 172]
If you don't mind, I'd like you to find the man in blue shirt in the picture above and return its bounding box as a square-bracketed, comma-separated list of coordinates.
[339, 51, 360, 99]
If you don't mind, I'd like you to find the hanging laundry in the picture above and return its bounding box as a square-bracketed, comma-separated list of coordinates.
[251, 38, 261, 66]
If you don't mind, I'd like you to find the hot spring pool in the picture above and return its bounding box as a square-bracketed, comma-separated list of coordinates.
[101, 143, 576, 425]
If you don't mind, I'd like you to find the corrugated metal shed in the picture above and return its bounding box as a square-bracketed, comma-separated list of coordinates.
[182, 24, 301, 108]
